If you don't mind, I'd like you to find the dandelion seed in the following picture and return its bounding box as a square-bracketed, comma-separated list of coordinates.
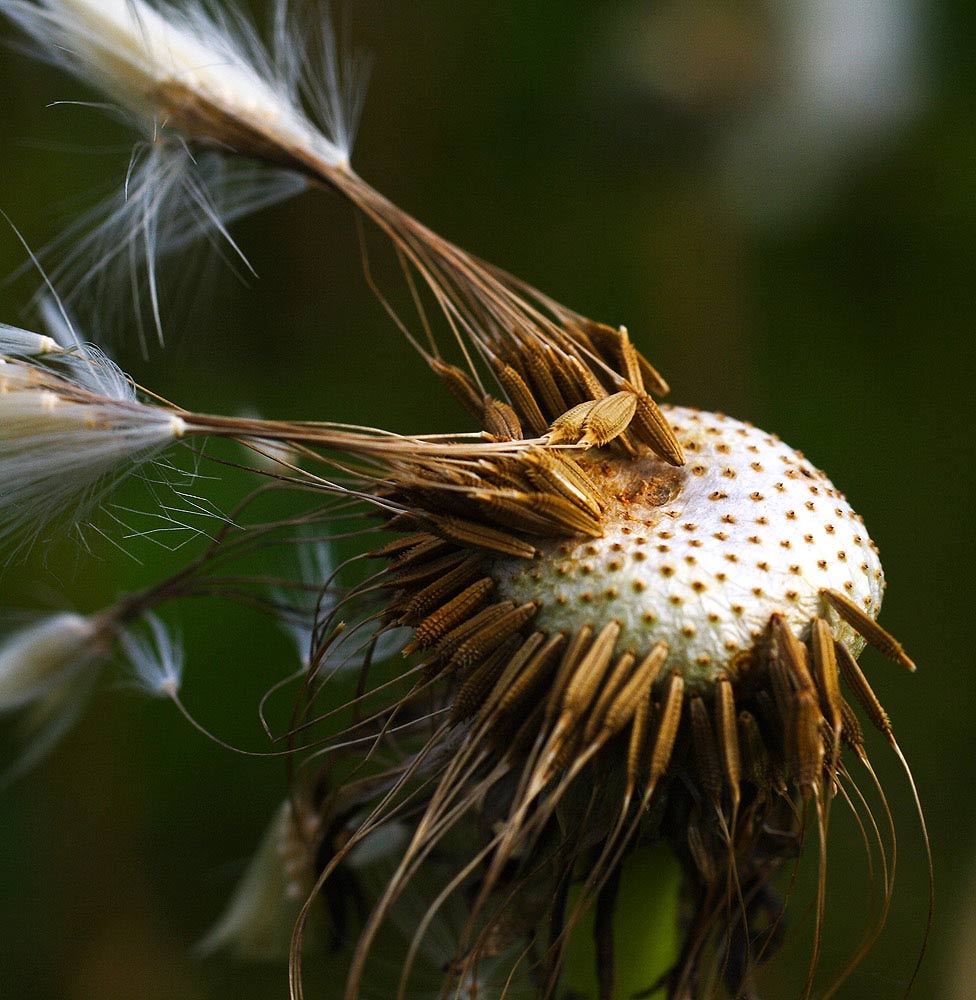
[0, 611, 113, 783]
[3, 0, 358, 166]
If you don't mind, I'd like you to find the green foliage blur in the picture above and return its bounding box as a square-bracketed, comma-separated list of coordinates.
[0, 1, 974, 998]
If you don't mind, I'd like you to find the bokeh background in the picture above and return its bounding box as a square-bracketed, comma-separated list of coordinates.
[0, 1, 974, 997]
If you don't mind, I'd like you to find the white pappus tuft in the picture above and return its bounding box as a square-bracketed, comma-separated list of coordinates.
[2, 666, 100, 783]
[2, 0, 368, 341]
[0, 344, 187, 549]
[0, 322, 62, 357]
[0, 611, 102, 711]
[118, 612, 183, 697]
[2, 0, 363, 164]
[0, 611, 107, 781]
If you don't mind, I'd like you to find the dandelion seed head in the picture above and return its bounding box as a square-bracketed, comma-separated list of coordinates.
[0, 3, 927, 994]
[351, 388, 920, 999]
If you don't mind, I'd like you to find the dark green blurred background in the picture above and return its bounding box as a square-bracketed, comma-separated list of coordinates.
[1, 1, 974, 997]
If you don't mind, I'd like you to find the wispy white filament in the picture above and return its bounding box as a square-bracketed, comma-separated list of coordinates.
[275, 536, 335, 663]
[2, 668, 99, 783]
[36, 143, 308, 349]
[0, 350, 186, 547]
[118, 613, 183, 696]
[2, 0, 367, 339]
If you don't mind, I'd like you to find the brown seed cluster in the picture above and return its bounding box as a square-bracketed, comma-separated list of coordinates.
[353, 396, 921, 998]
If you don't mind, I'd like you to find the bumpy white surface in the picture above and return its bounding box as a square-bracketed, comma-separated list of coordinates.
[496, 407, 885, 690]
